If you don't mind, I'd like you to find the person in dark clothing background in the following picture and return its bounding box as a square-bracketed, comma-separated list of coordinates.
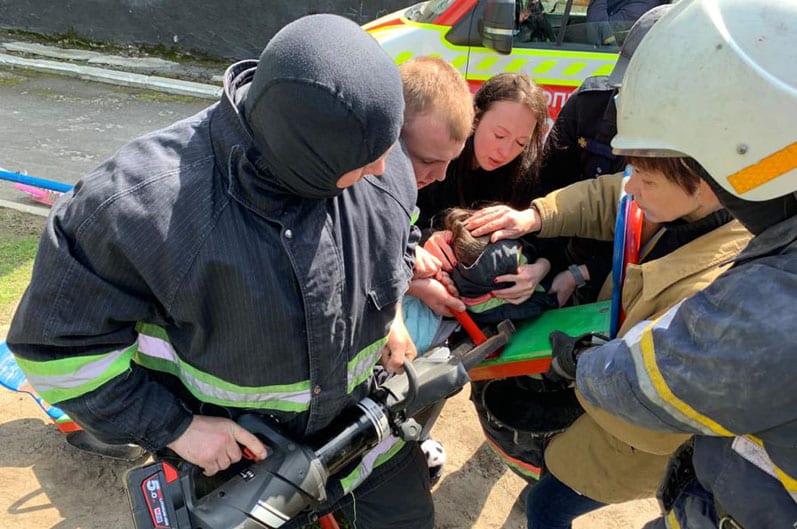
[585, 0, 667, 45]
[537, 4, 670, 306]
[8, 14, 434, 529]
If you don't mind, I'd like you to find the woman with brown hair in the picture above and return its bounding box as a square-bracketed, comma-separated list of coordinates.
[417, 72, 549, 230]
[416, 72, 553, 310]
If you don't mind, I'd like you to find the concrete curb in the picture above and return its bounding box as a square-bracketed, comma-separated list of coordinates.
[0, 48, 223, 218]
[0, 198, 50, 218]
[0, 52, 222, 100]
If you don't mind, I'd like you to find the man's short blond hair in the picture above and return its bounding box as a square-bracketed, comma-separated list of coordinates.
[399, 57, 474, 144]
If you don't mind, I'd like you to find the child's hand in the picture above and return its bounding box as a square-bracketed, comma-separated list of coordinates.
[407, 277, 466, 316]
[435, 270, 460, 298]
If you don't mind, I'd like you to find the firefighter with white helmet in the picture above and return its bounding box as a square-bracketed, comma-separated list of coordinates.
[547, 0, 797, 527]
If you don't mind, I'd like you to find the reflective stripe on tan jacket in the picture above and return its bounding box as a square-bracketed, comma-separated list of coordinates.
[531, 173, 752, 503]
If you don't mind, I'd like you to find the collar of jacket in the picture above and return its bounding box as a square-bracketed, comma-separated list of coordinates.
[735, 214, 797, 265]
[577, 75, 615, 94]
[638, 219, 751, 301]
[209, 60, 295, 220]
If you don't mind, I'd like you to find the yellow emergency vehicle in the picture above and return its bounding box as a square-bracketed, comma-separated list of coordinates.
[365, 0, 665, 123]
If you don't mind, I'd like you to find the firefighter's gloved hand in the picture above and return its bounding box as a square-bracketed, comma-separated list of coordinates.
[545, 331, 606, 386]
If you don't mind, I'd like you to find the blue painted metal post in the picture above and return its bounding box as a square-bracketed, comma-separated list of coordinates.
[0, 169, 74, 193]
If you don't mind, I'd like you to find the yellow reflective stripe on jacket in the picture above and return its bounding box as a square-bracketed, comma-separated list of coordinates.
[623, 305, 734, 436]
[15, 345, 137, 404]
[347, 337, 388, 393]
[664, 509, 682, 529]
[18, 322, 384, 413]
[339, 436, 405, 495]
[468, 297, 507, 313]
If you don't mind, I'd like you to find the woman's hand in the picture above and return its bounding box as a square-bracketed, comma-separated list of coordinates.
[167, 415, 268, 476]
[422, 230, 456, 271]
[413, 246, 442, 279]
[548, 269, 577, 308]
[491, 258, 551, 305]
[466, 205, 541, 242]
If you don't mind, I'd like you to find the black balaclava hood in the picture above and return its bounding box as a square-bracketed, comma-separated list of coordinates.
[243, 14, 404, 199]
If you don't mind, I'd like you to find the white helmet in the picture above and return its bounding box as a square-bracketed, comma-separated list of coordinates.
[611, 0, 797, 202]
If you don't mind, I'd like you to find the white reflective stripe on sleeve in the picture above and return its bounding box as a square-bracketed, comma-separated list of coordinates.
[340, 435, 403, 495]
[23, 348, 131, 392]
[624, 304, 723, 436]
[733, 436, 797, 504]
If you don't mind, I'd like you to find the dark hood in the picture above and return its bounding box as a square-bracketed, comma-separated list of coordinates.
[240, 14, 404, 199]
[451, 240, 525, 298]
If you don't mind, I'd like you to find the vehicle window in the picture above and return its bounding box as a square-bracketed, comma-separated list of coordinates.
[513, 0, 659, 51]
[411, 0, 458, 23]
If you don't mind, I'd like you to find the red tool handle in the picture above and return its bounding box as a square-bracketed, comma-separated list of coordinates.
[451, 309, 487, 345]
[319, 513, 341, 529]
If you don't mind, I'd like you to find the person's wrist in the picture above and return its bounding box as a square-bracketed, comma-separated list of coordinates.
[568, 264, 587, 289]
[537, 257, 552, 276]
[406, 277, 425, 297]
[527, 205, 542, 233]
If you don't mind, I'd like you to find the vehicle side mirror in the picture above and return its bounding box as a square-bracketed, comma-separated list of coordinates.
[481, 0, 515, 54]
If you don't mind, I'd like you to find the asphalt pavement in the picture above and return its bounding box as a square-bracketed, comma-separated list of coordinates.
[0, 42, 220, 216]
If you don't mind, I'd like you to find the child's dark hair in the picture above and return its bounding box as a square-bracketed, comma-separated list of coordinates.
[443, 208, 492, 267]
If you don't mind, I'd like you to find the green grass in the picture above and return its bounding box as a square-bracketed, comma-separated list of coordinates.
[0, 208, 44, 331]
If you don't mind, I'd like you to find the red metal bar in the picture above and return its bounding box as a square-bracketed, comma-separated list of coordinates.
[318, 513, 341, 529]
[451, 309, 487, 345]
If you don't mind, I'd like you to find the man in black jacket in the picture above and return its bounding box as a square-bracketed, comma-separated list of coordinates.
[8, 14, 433, 529]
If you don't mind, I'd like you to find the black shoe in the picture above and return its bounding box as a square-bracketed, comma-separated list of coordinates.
[429, 464, 443, 486]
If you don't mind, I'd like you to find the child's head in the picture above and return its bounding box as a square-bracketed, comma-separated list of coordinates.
[442, 207, 529, 298]
[443, 207, 492, 267]
[441, 208, 559, 322]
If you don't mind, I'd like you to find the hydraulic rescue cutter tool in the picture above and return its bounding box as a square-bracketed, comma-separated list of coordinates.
[126, 320, 515, 529]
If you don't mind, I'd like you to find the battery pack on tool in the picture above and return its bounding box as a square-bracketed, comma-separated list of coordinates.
[127, 460, 191, 529]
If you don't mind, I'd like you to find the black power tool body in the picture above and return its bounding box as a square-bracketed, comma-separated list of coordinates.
[126, 321, 514, 529]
